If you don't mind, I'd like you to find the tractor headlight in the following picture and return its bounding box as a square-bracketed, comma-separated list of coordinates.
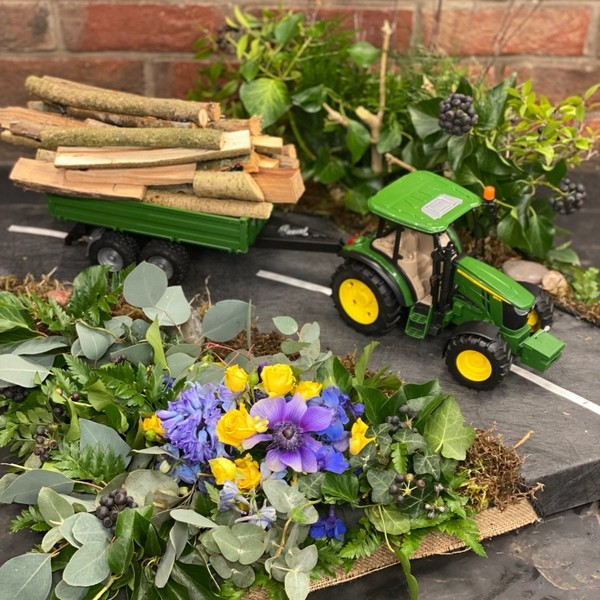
[503, 303, 530, 330]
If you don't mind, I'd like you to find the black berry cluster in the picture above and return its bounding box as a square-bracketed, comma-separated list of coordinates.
[388, 472, 425, 506]
[438, 93, 478, 136]
[1, 385, 28, 403]
[95, 488, 138, 532]
[551, 178, 586, 215]
[215, 24, 239, 51]
[385, 405, 419, 433]
[32, 426, 58, 463]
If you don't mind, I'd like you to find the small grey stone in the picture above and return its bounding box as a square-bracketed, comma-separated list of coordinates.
[502, 259, 548, 284]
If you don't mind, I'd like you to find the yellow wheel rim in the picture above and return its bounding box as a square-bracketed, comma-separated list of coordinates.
[456, 349, 492, 382]
[338, 278, 379, 325]
[528, 310, 541, 331]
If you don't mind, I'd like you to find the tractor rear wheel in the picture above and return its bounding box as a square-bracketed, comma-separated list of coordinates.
[139, 239, 191, 284]
[445, 333, 512, 390]
[331, 260, 402, 335]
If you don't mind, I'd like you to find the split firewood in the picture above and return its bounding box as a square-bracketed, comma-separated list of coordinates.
[252, 167, 305, 203]
[39, 126, 224, 150]
[192, 170, 265, 202]
[26, 75, 221, 124]
[210, 115, 262, 136]
[252, 135, 284, 153]
[144, 189, 273, 219]
[256, 154, 280, 169]
[10, 157, 146, 200]
[64, 106, 196, 129]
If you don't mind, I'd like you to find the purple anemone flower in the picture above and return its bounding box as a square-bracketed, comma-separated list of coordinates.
[243, 394, 332, 473]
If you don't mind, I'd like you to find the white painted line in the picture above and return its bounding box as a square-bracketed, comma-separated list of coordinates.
[511, 364, 600, 417]
[256, 270, 332, 296]
[9, 225, 67, 239]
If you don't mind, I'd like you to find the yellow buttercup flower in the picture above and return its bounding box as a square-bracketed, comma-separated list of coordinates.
[209, 457, 237, 485]
[234, 455, 261, 490]
[216, 403, 268, 448]
[224, 364, 249, 393]
[349, 418, 375, 455]
[261, 364, 295, 396]
[293, 380, 322, 401]
[141, 414, 166, 439]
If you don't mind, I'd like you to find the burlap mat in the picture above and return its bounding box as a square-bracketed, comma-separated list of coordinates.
[243, 499, 539, 598]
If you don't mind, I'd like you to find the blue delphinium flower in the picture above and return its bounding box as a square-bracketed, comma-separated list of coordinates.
[157, 443, 201, 485]
[309, 505, 346, 541]
[308, 385, 356, 449]
[315, 444, 349, 474]
[157, 382, 234, 465]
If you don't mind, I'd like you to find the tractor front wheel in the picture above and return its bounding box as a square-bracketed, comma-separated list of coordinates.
[445, 334, 512, 390]
[331, 260, 401, 335]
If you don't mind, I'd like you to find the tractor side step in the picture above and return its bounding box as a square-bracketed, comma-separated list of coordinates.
[405, 302, 433, 339]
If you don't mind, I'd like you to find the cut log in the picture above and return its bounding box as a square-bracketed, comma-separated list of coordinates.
[0, 106, 87, 139]
[39, 126, 224, 150]
[252, 168, 305, 203]
[256, 154, 280, 169]
[252, 135, 284, 152]
[64, 106, 196, 129]
[26, 75, 221, 124]
[210, 116, 262, 136]
[62, 163, 196, 186]
[192, 170, 265, 202]
[0, 131, 40, 148]
[144, 189, 273, 219]
[10, 157, 145, 200]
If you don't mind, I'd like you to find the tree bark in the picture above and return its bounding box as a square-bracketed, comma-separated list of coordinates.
[64, 106, 196, 129]
[192, 170, 265, 202]
[26, 75, 221, 124]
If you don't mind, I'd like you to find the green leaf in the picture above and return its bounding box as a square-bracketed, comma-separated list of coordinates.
[85, 379, 114, 411]
[0, 355, 50, 387]
[274, 13, 302, 45]
[75, 322, 114, 361]
[321, 471, 359, 504]
[124, 469, 180, 507]
[144, 286, 191, 327]
[240, 59, 259, 82]
[1, 336, 68, 356]
[284, 571, 310, 600]
[439, 518, 486, 557]
[240, 79, 290, 129]
[291, 85, 327, 113]
[170, 509, 217, 529]
[0, 470, 74, 505]
[123, 262, 168, 307]
[37, 486, 74, 527]
[346, 119, 371, 164]
[365, 504, 411, 535]
[80, 419, 132, 467]
[413, 449, 441, 479]
[54, 580, 88, 600]
[357, 385, 399, 426]
[348, 41, 381, 67]
[423, 396, 475, 460]
[296, 472, 326, 500]
[409, 99, 442, 139]
[392, 429, 428, 454]
[377, 120, 404, 153]
[231, 523, 266, 565]
[497, 213, 528, 251]
[201, 300, 254, 343]
[354, 341, 378, 385]
[524, 213, 554, 259]
[0, 305, 35, 334]
[447, 134, 473, 173]
[155, 521, 189, 588]
[395, 548, 419, 600]
[145, 319, 167, 370]
[0, 553, 52, 600]
[71, 512, 112, 545]
[314, 155, 345, 184]
[62, 541, 110, 586]
[366, 468, 395, 504]
[41, 526, 64, 552]
[212, 526, 242, 562]
[273, 316, 298, 336]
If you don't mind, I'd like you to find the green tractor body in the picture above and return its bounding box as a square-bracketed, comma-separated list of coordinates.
[332, 171, 564, 390]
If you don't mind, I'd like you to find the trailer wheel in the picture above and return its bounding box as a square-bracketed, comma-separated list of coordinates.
[139, 239, 190, 284]
[445, 334, 512, 391]
[89, 231, 139, 272]
[331, 260, 402, 335]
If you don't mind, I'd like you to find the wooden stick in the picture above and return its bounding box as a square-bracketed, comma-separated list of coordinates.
[64, 106, 196, 129]
[0, 106, 87, 139]
[26, 75, 221, 124]
[0, 131, 40, 148]
[210, 115, 262, 136]
[192, 170, 265, 202]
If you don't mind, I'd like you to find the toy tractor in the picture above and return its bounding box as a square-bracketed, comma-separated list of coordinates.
[331, 171, 564, 390]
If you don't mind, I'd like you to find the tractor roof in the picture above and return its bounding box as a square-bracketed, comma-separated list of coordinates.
[368, 171, 483, 234]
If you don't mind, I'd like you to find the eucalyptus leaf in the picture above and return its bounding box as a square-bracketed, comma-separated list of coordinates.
[0, 354, 51, 388]
[144, 286, 191, 326]
[54, 579, 88, 600]
[124, 469, 180, 507]
[75, 322, 115, 361]
[71, 512, 113, 545]
[0, 469, 74, 505]
[231, 563, 255, 588]
[123, 262, 168, 307]
[166, 352, 196, 378]
[201, 300, 255, 343]
[80, 419, 132, 467]
[1, 336, 68, 356]
[273, 316, 298, 336]
[231, 523, 266, 565]
[212, 526, 242, 562]
[209, 554, 232, 579]
[170, 508, 217, 529]
[0, 553, 52, 600]
[284, 570, 310, 600]
[103, 315, 133, 336]
[155, 521, 189, 588]
[62, 541, 110, 587]
[41, 525, 64, 552]
[60, 513, 85, 548]
[286, 544, 318, 572]
[37, 486, 75, 527]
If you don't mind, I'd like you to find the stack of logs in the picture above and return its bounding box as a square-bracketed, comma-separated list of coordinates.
[0, 75, 305, 220]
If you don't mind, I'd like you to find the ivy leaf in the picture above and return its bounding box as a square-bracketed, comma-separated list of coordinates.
[408, 99, 443, 139]
[240, 78, 290, 128]
[377, 120, 404, 153]
[321, 471, 359, 504]
[447, 134, 473, 173]
[365, 504, 411, 535]
[274, 13, 302, 45]
[423, 396, 475, 460]
[497, 213, 529, 251]
[392, 429, 428, 454]
[346, 119, 371, 164]
[524, 213, 554, 259]
[291, 85, 327, 113]
[413, 449, 441, 479]
[0, 553, 52, 600]
[366, 468, 395, 504]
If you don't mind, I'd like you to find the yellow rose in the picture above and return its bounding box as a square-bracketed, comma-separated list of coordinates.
[141, 414, 166, 438]
[261, 364, 295, 396]
[224, 365, 249, 393]
[349, 418, 375, 455]
[234, 455, 261, 491]
[209, 457, 237, 485]
[293, 380, 322, 401]
[216, 403, 268, 448]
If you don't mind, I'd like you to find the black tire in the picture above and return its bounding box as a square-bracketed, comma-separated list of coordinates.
[445, 333, 512, 391]
[88, 231, 139, 272]
[331, 260, 402, 335]
[519, 282, 554, 330]
[139, 239, 191, 284]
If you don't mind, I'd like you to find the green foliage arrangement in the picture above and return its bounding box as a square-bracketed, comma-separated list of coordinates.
[0, 263, 504, 600]
[192, 7, 599, 261]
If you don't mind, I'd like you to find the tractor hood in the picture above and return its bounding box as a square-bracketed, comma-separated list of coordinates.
[455, 256, 534, 310]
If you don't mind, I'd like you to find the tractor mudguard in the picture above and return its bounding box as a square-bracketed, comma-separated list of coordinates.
[339, 249, 409, 308]
[443, 321, 501, 356]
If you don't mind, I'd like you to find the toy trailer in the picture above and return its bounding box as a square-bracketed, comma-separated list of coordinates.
[331, 171, 565, 390]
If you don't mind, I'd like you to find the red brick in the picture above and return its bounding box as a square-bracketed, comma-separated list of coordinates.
[59, 2, 225, 52]
[0, 1, 56, 51]
[422, 6, 592, 57]
[0, 58, 145, 107]
[152, 59, 200, 100]
[315, 8, 413, 51]
[501, 61, 600, 104]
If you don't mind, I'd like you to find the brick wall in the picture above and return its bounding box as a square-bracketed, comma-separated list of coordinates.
[1, 0, 599, 165]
